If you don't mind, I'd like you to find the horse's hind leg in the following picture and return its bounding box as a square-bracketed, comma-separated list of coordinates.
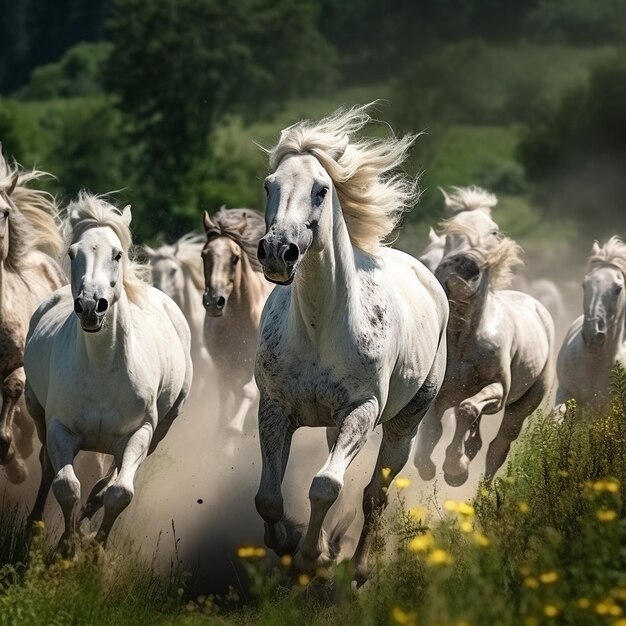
[297, 398, 378, 573]
[81, 462, 118, 522]
[484, 377, 548, 482]
[27, 446, 54, 527]
[255, 394, 298, 555]
[0, 369, 26, 467]
[96, 423, 153, 547]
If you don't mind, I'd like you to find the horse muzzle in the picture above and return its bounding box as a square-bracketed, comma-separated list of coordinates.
[257, 238, 301, 285]
[203, 291, 227, 317]
[582, 324, 607, 353]
[74, 296, 109, 333]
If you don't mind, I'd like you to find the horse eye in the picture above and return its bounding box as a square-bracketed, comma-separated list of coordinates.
[232, 256, 240, 265]
[114, 251, 123, 262]
[68, 250, 75, 261]
[615, 284, 623, 294]
[317, 187, 328, 200]
[263, 182, 269, 195]
[170, 268, 177, 276]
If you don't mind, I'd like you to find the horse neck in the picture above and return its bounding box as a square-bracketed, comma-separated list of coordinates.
[604, 300, 626, 358]
[77, 291, 130, 368]
[447, 275, 490, 341]
[228, 255, 266, 324]
[291, 196, 358, 335]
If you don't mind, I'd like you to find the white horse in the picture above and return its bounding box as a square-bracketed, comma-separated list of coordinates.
[556, 237, 626, 413]
[144, 234, 212, 393]
[414, 222, 554, 485]
[418, 186, 499, 272]
[201, 208, 272, 443]
[25, 193, 192, 555]
[254, 105, 448, 584]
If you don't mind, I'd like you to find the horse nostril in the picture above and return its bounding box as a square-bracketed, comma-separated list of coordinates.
[257, 239, 268, 261]
[96, 298, 109, 314]
[74, 298, 84, 314]
[283, 243, 299, 264]
[216, 296, 226, 308]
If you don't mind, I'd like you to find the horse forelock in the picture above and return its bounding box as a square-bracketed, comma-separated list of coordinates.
[587, 236, 626, 279]
[65, 191, 149, 304]
[203, 208, 265, 273]
[441, 185, 498, 216]
[267, 103, 419, 255]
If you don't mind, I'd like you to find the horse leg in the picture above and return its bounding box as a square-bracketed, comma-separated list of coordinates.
[296, 398, 378, 572]
[227, 376, 256, 439]
[0, 369, 25, 468]
[485, 377, 548, 482]
[27, 446, 54, 527]
[47, 420, 82, 558]
[255, 394, 297, 555]
[465, 418, 483, 462]
[80, 463, 118, 522]
[414, 399, 448, 481]
[325, 426, 339, 452]
[96, 423, 153, 547]
[14, 399, 35, 459]
[443, 381, 505, 487]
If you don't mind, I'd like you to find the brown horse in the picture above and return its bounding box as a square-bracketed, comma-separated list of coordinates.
[0, 153, 65, 484]
[201, 208, 272, 448]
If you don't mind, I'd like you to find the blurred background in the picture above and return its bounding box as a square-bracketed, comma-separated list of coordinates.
[1, 0, 625, 263]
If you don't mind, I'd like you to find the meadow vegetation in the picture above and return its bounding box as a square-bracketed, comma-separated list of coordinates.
[2, 365, 626, 625]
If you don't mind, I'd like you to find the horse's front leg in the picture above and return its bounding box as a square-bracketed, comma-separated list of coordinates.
[95, 422, 153, 547]
[47, 420, 82, 558]
[297, 398, 378, 572]
[255, 394, 297, 554]
[0, 368, 25, 470]
[443, 381, 505, 486]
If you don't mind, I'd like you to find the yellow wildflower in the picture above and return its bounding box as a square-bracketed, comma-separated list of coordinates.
[408, 506, 428, 522]
[543, 604, 559, 617]
[459, 520, 473, 533]
[473, 532, 490, 547]
[456, 621, 472, 626]
[596, 508, 618, 522]
[395, 477, 411, 490]
[480, 487, 490, 497]
[518, 501, 530, 514]
[457, 502, 475, 517]
[32, 520, 45, 530]
[611, 588, 626, 601]
[504, 476, 516, 485]
[558, 469, 569, 477]
[237, 546, 266, 558]
[444, 500, 458, 512]
[382, 467, 392, 481]
[408, 533, 434, 553]
[59, 559, 74, 571]
[427, 548, 453, 566]
[297, 574, 310, 586]
[280, 554, 293, 567]
[538, 571, 559, 584]
[577, 598, 591, 609]
[613, 620, 626, 626]
[316, 567, 330, 580]
[610, 605, 624, 617]
[391, 607, 416, 625]
[596, 602, 612, 616]
[523, 577, 539, 590]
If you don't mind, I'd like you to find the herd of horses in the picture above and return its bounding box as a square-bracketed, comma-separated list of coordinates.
[0, 103, 624, 583]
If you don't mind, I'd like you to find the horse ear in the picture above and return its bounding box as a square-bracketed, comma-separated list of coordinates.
[234, 213, 248, 233]
[142, 244, 157, 259]
[439, 186, 451, 208]
[6, 172, 19, 197]
[121, 205, 132, 226]
[428, 227, 440, 243]
[203, 211, 215, 232]
[591, 241, 601, 256]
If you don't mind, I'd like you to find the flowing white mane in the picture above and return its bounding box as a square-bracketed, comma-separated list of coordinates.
[588, 236, 626, 277]
[150, 233, 205, 291]
[0, 151, 63, 266]
[440, 220, 523, 290]
[267, 103, 419, 254]
[64, 191, 149, 304]
[441, 185, 498, 216]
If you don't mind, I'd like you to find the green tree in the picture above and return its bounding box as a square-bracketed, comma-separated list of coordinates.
[518, 52, 626, 237]
[106, 0, 337, 238]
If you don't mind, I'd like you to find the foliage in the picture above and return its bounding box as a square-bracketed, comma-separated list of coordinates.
[518, 51, 626, 238]
[17, 43, 111, 101]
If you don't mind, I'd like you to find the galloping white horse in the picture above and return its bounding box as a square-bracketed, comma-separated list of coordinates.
[201, 208, 272, 441]
[144, 234, 212, 391]
[415, 222, 554, 485]
[418, 186, 499, 272]
[0, 154, 65, 484]
[25, 193, 192, 555]
[556, 237, 626, 413]
[254, 105, 448, 583]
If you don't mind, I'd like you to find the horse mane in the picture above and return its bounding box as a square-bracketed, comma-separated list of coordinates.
[64, 191, 149, 304]
[266, 103, 419, 254]
[440, 220, 523, 290]
[441, 185, 497, 216]
[0, 152, 63, 271]
[151, 233, 206, 291]
[205, 207, 266, 273]
[588, 236, 626, 276]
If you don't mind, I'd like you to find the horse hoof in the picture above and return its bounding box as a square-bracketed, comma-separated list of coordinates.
[57, 534, 80, 560]
[415, 460, 437, 481]
[444, 471, 469, 487]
